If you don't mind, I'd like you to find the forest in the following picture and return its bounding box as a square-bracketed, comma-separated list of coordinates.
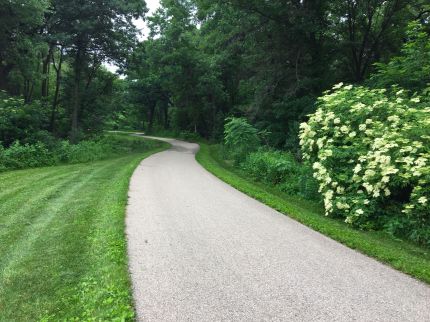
[1, 0, 430, 320]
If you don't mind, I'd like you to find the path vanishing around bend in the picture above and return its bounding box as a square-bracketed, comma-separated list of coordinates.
[126, 138, 430, 322]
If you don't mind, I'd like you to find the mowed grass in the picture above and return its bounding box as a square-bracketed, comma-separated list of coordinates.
[196, 143, 430, 284]
[0, 140, 169, 321]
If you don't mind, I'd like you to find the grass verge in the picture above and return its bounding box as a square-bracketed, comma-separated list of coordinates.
[0, 138, 169, 321]
[196, 143, 430, 284]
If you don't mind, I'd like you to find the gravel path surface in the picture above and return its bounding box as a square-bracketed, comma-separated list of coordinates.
[126, 138, 430, 322]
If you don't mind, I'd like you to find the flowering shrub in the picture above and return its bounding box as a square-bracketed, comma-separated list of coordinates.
[300, 84, 430, 244]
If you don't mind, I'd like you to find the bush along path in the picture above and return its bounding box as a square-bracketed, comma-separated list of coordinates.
[127, 138, 429, 321]
[0, 139, 169, 321]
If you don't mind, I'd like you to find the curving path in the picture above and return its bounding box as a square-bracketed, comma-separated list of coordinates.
[126, 138, 430, 322]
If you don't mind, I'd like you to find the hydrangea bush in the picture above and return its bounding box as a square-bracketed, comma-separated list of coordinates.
[300, 84, 430, 244]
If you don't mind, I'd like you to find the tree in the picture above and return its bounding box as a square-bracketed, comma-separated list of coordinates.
[51, 0, 147, 141]
[371, 20, 430, 91]
[0, 0, 49, 95]
[126, 0, 228, 137]
[328, 0, 422, 82]
[194, 0, 333, 146]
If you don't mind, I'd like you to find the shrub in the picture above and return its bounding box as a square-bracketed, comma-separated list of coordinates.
[102, 134, 159, 154]
[224, 117, 260, 163]
[300, 83, 430, 244]
[0, 141, 54, 169]
[0, 134, 160, 171]
[57, 140, 107, 164]
[241, 149, 319, 199]
[0, 91, 50, 146]
[179, 131, 200, 141]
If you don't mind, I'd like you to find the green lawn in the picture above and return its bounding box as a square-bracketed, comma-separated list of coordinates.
[196, 143, 430, 284]
[0, 140, 169, 321]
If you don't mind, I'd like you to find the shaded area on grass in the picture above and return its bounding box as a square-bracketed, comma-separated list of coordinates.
[196, 143, 430, 284]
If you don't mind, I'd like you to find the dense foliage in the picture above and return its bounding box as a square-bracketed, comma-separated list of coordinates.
[0, 0, 145, 142]
[241, 150, 319, 200]
[224, 117, 260, 163]
[0, 91, 50, 146]
[0, 134, 159, 171]
[223, 117, 319, 200]
[122, 0, 429, 150]
[371, 21, 430, 91]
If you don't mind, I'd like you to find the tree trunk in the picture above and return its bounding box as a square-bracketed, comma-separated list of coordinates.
[141, 118, 145, 131]
[24, 79, 34, 103]
[50, 47, 64, 133]
[42, 45, 54, 98]
[0, 63, 13, 91]
[70, 47, 83, 143]
[147, 102, 156, 133]
[163, 102, 169, 129]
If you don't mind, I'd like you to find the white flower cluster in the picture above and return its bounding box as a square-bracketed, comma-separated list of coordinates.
[300, 84, 430, 226]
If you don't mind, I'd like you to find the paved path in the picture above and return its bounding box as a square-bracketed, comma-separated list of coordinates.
[126, 138, 430, 322]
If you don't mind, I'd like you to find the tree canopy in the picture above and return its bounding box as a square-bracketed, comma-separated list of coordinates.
[0, 0, 429, 147]
[120, 0, 429, 150]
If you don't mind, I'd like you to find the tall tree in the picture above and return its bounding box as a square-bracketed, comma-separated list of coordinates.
[127, 0, 227, 137]
[52, 0, 147, 141]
